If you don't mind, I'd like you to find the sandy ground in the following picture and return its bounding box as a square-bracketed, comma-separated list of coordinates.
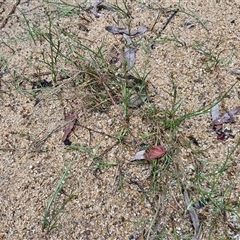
[0, 0, 240, 239]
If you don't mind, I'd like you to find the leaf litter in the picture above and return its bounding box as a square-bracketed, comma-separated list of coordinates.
[91, 0, 104, 17]
[129, 93, 147, 108]
[183, 186, 200, 234]
[212, 106, 240, 125]
[130, 145, 166, 162]
[184, 18, 195, 29]
[211, 103, 240, 140]
[105, 24, 148, 105]
[62, 111, 77, 144]
[210, 101, 220, 122]
[105, 25, 147, 69]
[105, 25, 147, 36]
[123, 47, 135, 69]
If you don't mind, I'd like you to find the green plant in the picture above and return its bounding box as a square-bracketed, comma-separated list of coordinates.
[106, 0, 132, 19]
[193, 39, 235, 72]
[43, 0, 86, 17]
[42, 157, 75, 233]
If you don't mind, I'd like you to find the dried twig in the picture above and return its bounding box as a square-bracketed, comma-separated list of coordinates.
[129, 180, 154, 209]
[151, 9, 179, 48]
[158, 9, 179, 36]
[32, 125, 61, 150]
[76, 122, 116, 139]
[105, 25, 147, 36]
[183, 186, 200, 234]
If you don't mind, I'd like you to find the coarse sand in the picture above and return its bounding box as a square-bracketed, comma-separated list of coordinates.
[0, 0, 240, 239]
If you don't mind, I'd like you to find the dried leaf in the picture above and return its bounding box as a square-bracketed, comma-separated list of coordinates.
[105, 25, 147, 36]
[230, 68, 240, 75]
[105, 26, 127, 34]
[131, 146, 166, 161]
[105, 25, 147, 69]
[193, 199, 206, 209]
[144, 146, 166, 159]
[228, 106, 240, 116]
[131, 25, 148, 37]
[123, 33, 133, 46]
[217, 129, 235, 140]
[62, 112, 77, 142]
[124, 48, 135, 69]
[211, 101, 220, 121]
[184, 18, 195, 29]
[91, 0, 104, 17]
[131, 150, 145, 161]
[129, 93, 147, 108]
[213, 106, 240, 125]
[213, 113, 232, 125]
[183, 187, 200, 232]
